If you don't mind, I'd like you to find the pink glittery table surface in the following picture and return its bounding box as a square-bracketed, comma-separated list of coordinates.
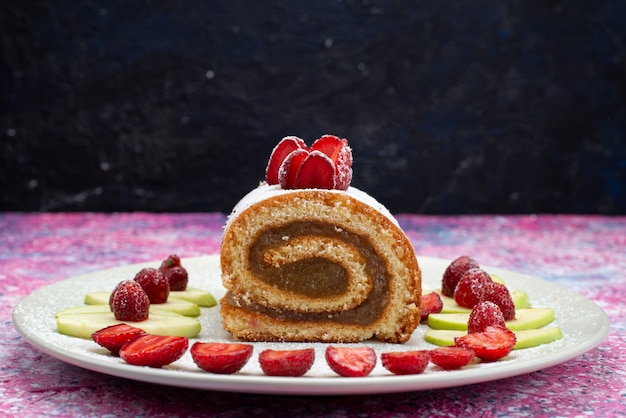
[2, 213, 624, 417]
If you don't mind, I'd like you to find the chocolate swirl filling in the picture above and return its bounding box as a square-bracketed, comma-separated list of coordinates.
[226, 221, 390, 325]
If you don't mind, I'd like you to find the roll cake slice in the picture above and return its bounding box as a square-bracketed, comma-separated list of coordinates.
[219, 183, 422, 343]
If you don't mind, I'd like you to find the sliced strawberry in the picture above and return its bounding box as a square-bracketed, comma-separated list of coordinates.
[190, 342, 253, 374]
[258, 348, 315, 377]
[278, 148, 309, 189]
[310, 135, 353, 190]
[381, 350, 430, 375]
[480, 281, 516, 321]
[119, 334, 189, 368]
[468, 301, 506, 334]
[429, 346, 476, 370]
[310, 135, 344, 159]
[292, 150, 335, 190]
[109, 280, 150, 322]
[134, 267, 170, 304]
[441, 255, 479, 297]
[266, 136, 307, 185]
[454, 268, 492, 309]
[420, 291, 444, 322]
[325, 346, 376, 377]
[454, 325, 517, 362]
[91, 324, 147, 356]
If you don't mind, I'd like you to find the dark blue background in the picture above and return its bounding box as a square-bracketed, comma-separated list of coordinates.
[2, 1, 625, 214]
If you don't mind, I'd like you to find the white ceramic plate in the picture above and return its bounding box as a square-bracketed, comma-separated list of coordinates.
[13, 256, 608, 395]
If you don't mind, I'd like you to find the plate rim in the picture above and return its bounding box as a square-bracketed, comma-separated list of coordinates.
[12, 255, 609, 395]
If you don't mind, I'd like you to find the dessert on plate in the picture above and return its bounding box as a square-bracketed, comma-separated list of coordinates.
[219, 135, 421, 343]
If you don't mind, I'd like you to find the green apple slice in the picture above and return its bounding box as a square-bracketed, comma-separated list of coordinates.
[56, 304, 180, 317]
[428, 308, 555, 331]
[84, 291, 201, 317]
[169, 287, 217, 307]
[439, 294, 471, 314]
[438, 290, 531, 314]
[512, 290, 531, 309]
[423, 329, 460, 346]
[513, 327, 564, 349]
[56, 310, 201, 339]
[489, 273, 505, 284]
[424, 327, 563, 349]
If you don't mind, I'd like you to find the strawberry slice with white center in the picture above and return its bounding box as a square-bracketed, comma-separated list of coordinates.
[266, 136, 307, 185]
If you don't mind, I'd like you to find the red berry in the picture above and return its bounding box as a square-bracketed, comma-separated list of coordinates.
[91, 324, 147, 355]
[159, 255, 187, 291]
[292, 150, 335, 189]
[258, 348, 315, 377]
[430, 346, 476, 370]
[480, 281, 516, 321]
[441, 255, 479, 297]
[310, 135, 353, 190]
[134, 268, 169, 304]
[267, 135, 353, 191]
[119, 334, 189, 368]
[159, 254, 182, 269]
[325, 346, 377, 377]
[454, 325, 517, 361]
[381, 350, 430, 375]
[161, 265, 188, 291]
[420, 292, 444, 322]
[468, 301, 506, 333]
[266, 136, 307, 185]
[190, 342, 253, 374]
[454, 268, 492, 309]
[109, 280, 150, 322]
[278, 148, 309, 189]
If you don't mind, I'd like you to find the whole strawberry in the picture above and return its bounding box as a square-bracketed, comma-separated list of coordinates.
[454, 268, 492, 309]
[159, 254, 188, 291]
[159, 254, 182, 269]
[480, 281, 516, 321]
[134, 268, 169, 304]
[468, 301, 506, 333]
[109, 280, 150, 322]
[441, 255, 479, 297]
